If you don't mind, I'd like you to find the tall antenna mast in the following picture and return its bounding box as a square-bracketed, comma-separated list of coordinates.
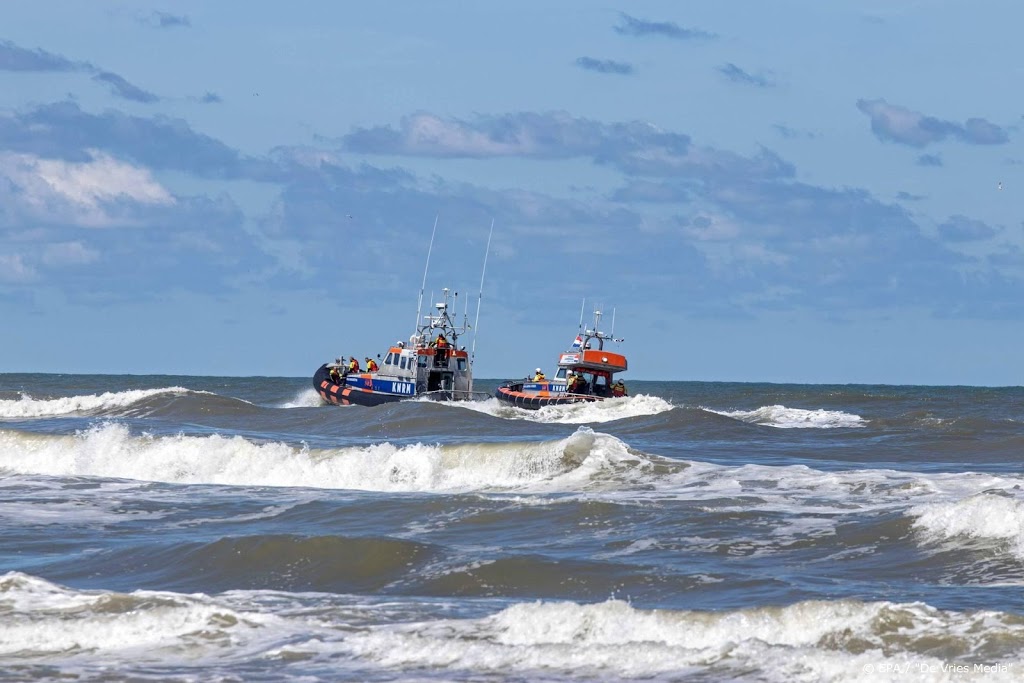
[414, 214, 439, 334]
[578, 298, 586, 332]
[469, 219, 494, 393]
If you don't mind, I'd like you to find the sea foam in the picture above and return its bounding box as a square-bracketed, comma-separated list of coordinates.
[0, 572, 283, 661]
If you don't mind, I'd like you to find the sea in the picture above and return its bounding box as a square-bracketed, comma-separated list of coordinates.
[1, 373, 1023, 682]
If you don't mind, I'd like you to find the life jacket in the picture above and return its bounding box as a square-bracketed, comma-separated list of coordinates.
[612, 384, 626, 397]
[435, 336, 448, 348]
[534, 373, 545, 381]
[348, 360, 359, 372]
[367, 360, 379, 372]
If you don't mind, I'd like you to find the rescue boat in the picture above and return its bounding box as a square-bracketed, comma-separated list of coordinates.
[314, 288, 489, 406]
[495, 309, 629, 410]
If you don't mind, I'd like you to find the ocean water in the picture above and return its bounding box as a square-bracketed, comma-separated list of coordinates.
[1, 373, 1023, 681]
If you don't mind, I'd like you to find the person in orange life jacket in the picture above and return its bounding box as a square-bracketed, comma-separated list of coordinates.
[365, 357, 379, 372]
[348, 356, 360, 373]
[432, 333, 450, 363]
[611, 379, 627, 397]
[533, 368, 546, 381]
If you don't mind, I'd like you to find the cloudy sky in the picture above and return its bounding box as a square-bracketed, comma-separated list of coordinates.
[2, 1, 1022, 385]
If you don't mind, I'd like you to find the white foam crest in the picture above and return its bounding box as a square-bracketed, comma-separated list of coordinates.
[0, 424, 642, 493]
[706, 404, 865, 428]
[0, 572, 281, 659]
[341, 598, 1024, 679]
[452, 394, 674, 423]
[912, 492, 1024, 559]
[0, 387, 192, 418]
[277, 387, 324, 408]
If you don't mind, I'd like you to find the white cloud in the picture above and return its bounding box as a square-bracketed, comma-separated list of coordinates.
[405, 113, 535, 156]
[0, 253, 37, 283]
[0, 150, 174, 227]
[41, 241, 100, 266]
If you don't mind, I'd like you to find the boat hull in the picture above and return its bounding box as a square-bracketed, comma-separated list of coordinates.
[314, 364, 407, 406]
[494, 381, 602, 410]
[314, 364, 488, 406]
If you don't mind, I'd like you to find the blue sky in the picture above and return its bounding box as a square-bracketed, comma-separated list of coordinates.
[1, 1, 1022, 385]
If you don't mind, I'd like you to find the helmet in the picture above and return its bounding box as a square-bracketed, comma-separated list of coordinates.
[535, 368, 542, 373]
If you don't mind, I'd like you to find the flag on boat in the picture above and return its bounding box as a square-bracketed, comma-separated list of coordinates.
[571, 335, 583, 349]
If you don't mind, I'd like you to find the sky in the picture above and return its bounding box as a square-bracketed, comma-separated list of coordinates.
[1, 1, 1023, 385]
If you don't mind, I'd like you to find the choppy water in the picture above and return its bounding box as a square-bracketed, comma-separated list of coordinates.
[1, 373, 1023, 681]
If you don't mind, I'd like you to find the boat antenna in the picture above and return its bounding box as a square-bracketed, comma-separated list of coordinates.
[578, 298, 586, 333]
[414, 214, 439, 334]
[469, 219, 494, 391]
[611, 307, 616, 338]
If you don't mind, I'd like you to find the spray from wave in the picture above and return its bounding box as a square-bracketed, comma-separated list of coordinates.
[277, 387, 325, 409]
[452, 394, 674, 424]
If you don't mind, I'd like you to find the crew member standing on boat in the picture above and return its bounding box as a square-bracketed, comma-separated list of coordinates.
[533, 368, 546, 381]
[433, 333, 449, 363]
[611, 379, 628, 397]
[329, 366, 342, 383]
[348, 356, 360, 373]
[365, 357, 379, 372]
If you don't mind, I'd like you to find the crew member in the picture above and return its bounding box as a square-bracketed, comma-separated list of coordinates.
[567, 372, 580, 393]
[533, 367, 546, 381]
[611, 379, 628, 397]
[329, 366, 342, 383]
[366, 357, 379, 372]
[348, 356, 360, 373]
[433, 333, 450, 363]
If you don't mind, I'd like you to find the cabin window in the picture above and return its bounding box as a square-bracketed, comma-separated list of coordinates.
[457, 357, 467, 371]
[400, 356, 407, 370]
[555, 368, 567, 380]
[385, 353, 394, 365]
[418, 355, 428, 368]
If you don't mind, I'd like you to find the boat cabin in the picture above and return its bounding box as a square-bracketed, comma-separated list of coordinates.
[334, 288, 475, 399]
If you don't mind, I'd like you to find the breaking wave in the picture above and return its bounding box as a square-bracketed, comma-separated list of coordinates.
[0, 387, 196, 418]
[4, 573, 1022, 681]
[704, 404, 865, 429]
[0, 424, 646, 493]
[911, 492, 1024, 560]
